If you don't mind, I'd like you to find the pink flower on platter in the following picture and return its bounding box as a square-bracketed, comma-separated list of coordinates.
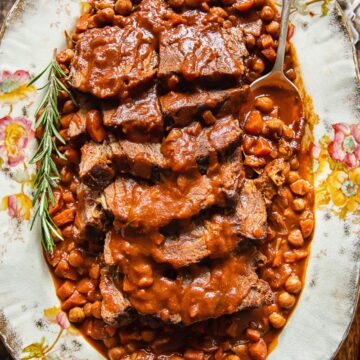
[0, 70, 35, 103]
[1, 193, 32, 220]
[0, 116, 34, 166]
[328, 123, 360, 168]
[56, 311, 70, 330]
[44, 306, 78, 334]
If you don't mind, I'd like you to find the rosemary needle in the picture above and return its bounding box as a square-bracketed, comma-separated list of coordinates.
[29, 57, 76, 253]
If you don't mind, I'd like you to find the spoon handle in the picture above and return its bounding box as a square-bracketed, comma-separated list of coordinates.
[273, 0, 293, 73]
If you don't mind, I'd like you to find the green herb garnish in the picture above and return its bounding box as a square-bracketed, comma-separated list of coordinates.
[29, 56, 75, 252]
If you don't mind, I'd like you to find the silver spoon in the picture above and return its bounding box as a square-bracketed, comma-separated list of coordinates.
[250, 0, 301, 98]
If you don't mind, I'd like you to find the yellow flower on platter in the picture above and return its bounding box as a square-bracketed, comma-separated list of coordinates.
[0, 70, 35, 104]
[0, 116, 35, 167]
[1, 192, 32, 220]
[324, 167, 360, 218]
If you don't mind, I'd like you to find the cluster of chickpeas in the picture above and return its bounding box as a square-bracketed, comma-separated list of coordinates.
[242, 96, 314, 335]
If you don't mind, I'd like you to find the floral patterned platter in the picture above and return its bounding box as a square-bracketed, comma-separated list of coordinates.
[0, 0, 359, 359]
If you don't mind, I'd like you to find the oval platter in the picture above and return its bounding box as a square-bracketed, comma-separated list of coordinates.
[0, 1, 359, 359]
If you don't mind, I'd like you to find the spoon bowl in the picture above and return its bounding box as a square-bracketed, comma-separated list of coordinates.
[250, 0, 302, 103]
[250, 69, 300, 99]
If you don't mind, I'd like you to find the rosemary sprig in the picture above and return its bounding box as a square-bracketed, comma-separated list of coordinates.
[29, 57, 76, 252]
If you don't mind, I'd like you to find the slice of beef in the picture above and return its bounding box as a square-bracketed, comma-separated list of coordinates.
[104, 238, 273, 324]
[103, 85, 164, 142]
[101, 150, 244, 231]
[162, 115, 242, 172]
[74, 184, 108, 240]
[110, 141, 165, 181]
[79, 140, 165, 189]
[99, 267, 133, 326]
[159, 23, 248, 84]
[105, 180, 266, 269]
[80, 116, 241, 189]
[71, 25, 158, 99]
[159, 87, 249, 127]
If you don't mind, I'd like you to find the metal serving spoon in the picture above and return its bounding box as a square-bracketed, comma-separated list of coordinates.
[250, 0, 300, 98]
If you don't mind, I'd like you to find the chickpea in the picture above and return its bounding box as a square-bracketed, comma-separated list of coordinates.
[246, 328, 261, 342]
[223, 20, 233, 29]
[84, 302, 92, 317]
[96, 0, 115, 9]
[260, 6, 275, 22]
[62, 225, 73, 239]
[114, 0, 133, 15]
[287, 229, 304, 248]
[89, 263, 101, 279]
[68, 250, 84, 268]
[103, 336, 118, 349]
[286, 68, 297, 81]
[285, 274, 302, 294]
[60, 167, 73, 184]
[64, 147, 80, 165]
[290, 157, 300, 170]
[69, 307, 85, 323]
[265, 21, 280, 37]
[269, 312, 286, 329]
[210, 6, 228, 18]
[234, 0, 254, 12]
[248, 339, 267, 360]
[266, 118, 283, 134]
[108, 347, 127, 360]
[283, 251, 297, 263]
[300, 218, 314, 238]
[287, 171, 300, 184]
[252, 57, 265, 73]
[294, 249, 309, 260]
[226, 356, 240, 360]
[278, 291, 296, 309]
[93, 8, 115, 25]
[261, 47, 277, 62]
[290, 179, 312, 196]
[62, 101, 76, 116]
[245, 34, 256, 49]
[91, 301, 102, 319]
[255, 96, 273, 113]
[266, 303, 279, 315]
[56, 49, 74, 65]
[232, 344, 248, 357]
[293, 198, 306, 212]
[184, 349, 204, 360]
